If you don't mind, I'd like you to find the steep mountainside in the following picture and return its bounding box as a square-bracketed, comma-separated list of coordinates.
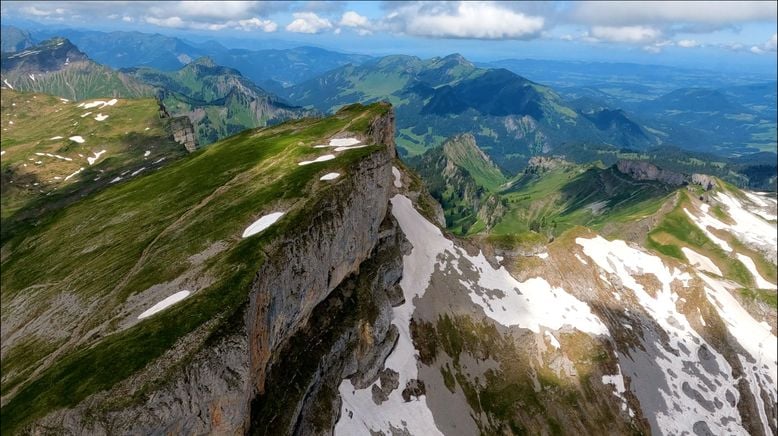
[1, 103, 400, 434]
[0, 38, 153, 101]
[283, 53, 659, 170]
[411, 134, 507, 233]
[125, 57, 312, 145]
[0, 89, 189, 235]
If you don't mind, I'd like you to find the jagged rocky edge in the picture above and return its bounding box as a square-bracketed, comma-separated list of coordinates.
[23, 108, 406, 434]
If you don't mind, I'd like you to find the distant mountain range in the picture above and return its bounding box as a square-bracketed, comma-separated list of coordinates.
[14, 27, 371, 89]
[0, 36, 312, 146]
[281, 53, 659, 171]
[123, 57, 313, 145]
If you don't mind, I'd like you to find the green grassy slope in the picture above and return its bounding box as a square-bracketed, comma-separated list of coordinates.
[0, 103, 391, 433]
[0, 89, 186, 234]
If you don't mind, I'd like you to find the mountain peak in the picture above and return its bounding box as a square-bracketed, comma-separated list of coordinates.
[189, 56, 216, 67]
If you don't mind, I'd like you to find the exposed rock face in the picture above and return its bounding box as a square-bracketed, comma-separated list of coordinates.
[616, 159, 686, 186]
[691, 173, 717, 190]
[527, 155, 570, 172]
[24, 111, 401, 435]
[168, 115, 198, 152]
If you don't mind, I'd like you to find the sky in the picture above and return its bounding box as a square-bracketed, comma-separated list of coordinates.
[2, 1, 777, 74]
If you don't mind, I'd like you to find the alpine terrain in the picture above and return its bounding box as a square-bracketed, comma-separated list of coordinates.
[1, 4, 777, 436]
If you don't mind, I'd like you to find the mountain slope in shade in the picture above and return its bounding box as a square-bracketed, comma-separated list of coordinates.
[0, 38, 154, 101]
[124, 57, 313, 145]
[411, 134, 507, 233]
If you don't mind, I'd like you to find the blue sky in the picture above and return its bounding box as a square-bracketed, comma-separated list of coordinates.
[2, 1, 776, 74]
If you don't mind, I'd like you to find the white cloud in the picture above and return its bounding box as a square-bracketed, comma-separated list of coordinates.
[340, 11, 369, 28]
[589, 25, 662, 44]
[571, 1, 777, 26]
[285, 12, 333, 34]
[750, 33, 777, 54]
[144, 14, 276, 32]
[122, 15, 134, 23]
[386, 1, 545, 40]
[145, 16, 186, 28]
[337, 11, 372, 35]
[676, 39, 699, 48]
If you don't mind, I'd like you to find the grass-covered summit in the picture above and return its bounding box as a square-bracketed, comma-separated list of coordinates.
[0, 102, 392, 434]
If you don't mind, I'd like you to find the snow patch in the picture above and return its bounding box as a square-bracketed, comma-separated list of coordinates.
[69, 136, 85, 144]
[49, 136, 63, 140]
[544, 330, 561, 349]
[319, 172, 340, 181]
[392, 166, 402, 188]
[144, 150, 151, 157]
[87, 150, 106, 165]
[94, 113, 108, 121]
[64, 167, 84, 181]
[735, 253, 776, 289]
[681, 247, 722, 276]
[298, 154, 335, 166]
[242, 212, 284, 238]
[138, 291, 191, 319]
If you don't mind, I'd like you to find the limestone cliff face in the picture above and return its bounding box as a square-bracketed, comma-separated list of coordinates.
[25, 111, 402, 435]
[616, 159, 686, 186]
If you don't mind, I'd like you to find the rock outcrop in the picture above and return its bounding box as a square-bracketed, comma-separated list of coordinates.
[690, 173, 717, 190]
[616, 159, 686, 186]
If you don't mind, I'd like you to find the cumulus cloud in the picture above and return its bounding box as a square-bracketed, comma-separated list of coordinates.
[7, 1, 280, 32]
[340, 11, 369, 28]
[286, 12, 333, 34]
[384, 1, 545, 39]
[750, 33, 778, 54]
[589, 25, 662, 44]
[337, 11, 373, 35]
[570, 1, 776, 26]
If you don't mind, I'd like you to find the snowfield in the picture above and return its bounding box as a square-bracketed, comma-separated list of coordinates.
[576, 235, 772, 435]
